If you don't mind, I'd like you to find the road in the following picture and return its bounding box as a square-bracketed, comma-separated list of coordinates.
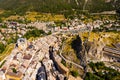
[58, 28, 90, 70]
[60, 28, 90, 34]
[59, 29, 90, 78]
[59, 41, 83, 70]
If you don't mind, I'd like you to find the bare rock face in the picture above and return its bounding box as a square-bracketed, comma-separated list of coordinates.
[87, 38, 106, 61]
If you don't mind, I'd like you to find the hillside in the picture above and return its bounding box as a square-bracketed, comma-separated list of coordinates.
[0, 0, 83, 13]
[0, 0, 116, 14]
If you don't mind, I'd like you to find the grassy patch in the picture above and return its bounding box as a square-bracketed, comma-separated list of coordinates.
[0, 60, 6, 68]
[25, 12, 65, 22]
[81, 32, 120, 46]
[0, 44, 14, 61]
[62, 36, 80, 64]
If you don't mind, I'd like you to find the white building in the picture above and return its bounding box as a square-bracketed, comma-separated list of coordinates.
[17, 38, 28, 50]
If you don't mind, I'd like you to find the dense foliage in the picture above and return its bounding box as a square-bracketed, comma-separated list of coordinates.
[114, 0, 120, 20]
[0, 0, 115, 16]
[86, 0, 114, 13]
[1, 25, 7, 28]
[70, 70, 79, 77]
[7, 36, 19, 44]
[12, 68, 17, 73]
[85, 62, 120, 80]
[23, 29, 45, 39]
[0, 42, 5, 53]
[61, 59, 67, 67]
[85, 72, 102, 80]
[0, 60, 6, 68]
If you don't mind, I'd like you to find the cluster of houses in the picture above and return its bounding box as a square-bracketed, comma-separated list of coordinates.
[0, 18, 119, 80]
[0, 21, 28, 45]
[0, 18, 119, 45]
[47, 19, 120, 33]
[0, 34, 69, 80]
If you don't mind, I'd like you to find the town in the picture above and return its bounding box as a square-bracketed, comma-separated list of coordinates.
[0, 16, 120, 80]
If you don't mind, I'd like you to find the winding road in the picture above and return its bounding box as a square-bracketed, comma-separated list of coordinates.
[59, 42, 83, 69]
[58, 28, 91, 78]
[58, 28, 89, 70]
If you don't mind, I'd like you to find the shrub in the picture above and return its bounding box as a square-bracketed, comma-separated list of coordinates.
[70, 70, 79, 77]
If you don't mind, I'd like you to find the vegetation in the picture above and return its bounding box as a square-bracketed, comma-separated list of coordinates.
[114, 0, 120, 20]
[86, 0, 114, 13]
[23, 29, 45, 39]
[7, 36, 19, 44]
[0, 0, 116, 19]
[70, 70, 79, 77]
[62, 36, 80, 64]
[81, 32, 120, 46]
[89, 62, 105, 72]
[0, 18, 2, 23]
[61, 59, 67, 67]
[47, 31, 52, 35]
[85, 72, 102, 80]
[12, 68, 17, 73]
[0, 11, 16, 18]
[85, 62, 120, 80]
[1, 25, 7, 28]
[0, 60, 6, 68]
[0, 44, 14, 61]
[0, 0, 80, 13]
[0, 42, 5, 53]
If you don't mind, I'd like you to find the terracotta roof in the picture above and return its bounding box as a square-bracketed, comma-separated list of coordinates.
[6, 70, 23, 78]
[23, 54, 32, 60]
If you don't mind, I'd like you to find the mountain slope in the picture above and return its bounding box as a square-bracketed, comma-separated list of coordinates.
[0, 0, 115, 13]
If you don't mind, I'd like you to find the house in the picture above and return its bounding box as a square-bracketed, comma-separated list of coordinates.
[6, 70, 23, 80]
[23, 54, 32, 60]
[62, 27, 68, 31]
[17, 38, 28, 50]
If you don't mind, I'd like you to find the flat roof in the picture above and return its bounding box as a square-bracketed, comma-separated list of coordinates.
[6, 70, 23, 78]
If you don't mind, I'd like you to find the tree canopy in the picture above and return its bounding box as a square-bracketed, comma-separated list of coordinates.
[23, 29, 45, 39]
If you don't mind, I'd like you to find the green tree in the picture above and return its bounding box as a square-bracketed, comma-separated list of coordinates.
[12, 68, 17, 73]
[1, 25, 7, 28]
[85, 72, 102, 80]
[70, 70, 79, 77]
[24, 29, 45, 39]
[0, 18, 2, 23]
[61, 59, 66, 66]
[0, 42, 5, 53]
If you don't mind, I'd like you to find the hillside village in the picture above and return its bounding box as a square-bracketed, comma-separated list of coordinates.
[0, 0, 119, 79]
[0, 17, 119, 44]
[0, 17, 119, 80]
